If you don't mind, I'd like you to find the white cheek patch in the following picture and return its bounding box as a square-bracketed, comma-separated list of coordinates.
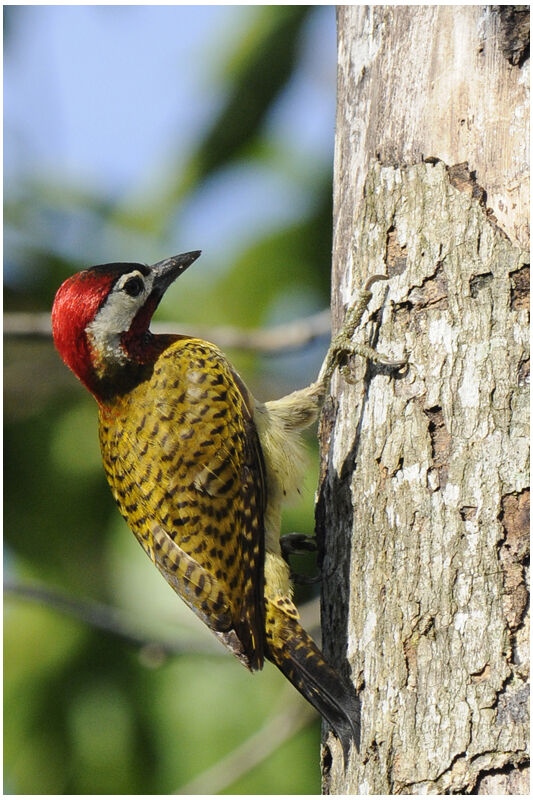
[86, 270, 155, 365]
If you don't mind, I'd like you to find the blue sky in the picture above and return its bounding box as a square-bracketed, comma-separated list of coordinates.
[4, 6, 253, 191]
[4, 5, 336, 276]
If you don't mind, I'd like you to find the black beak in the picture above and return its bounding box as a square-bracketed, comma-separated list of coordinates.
[150, 250, 201, 294]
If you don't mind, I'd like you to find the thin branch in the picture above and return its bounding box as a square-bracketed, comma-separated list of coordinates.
[4, 578, 223, 659]
[4, 309, 331, 354]
[4, 578, 322, 657]
[174, 692, 317, 795]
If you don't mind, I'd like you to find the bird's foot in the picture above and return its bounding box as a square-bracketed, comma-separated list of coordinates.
[319, 273, 409, 386]
[281, 532, 317, 557]
[337, 342, 409, 384]
[280, 533, 321, 585]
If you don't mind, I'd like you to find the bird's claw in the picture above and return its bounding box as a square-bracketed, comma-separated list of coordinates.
[337, 344, 409, 379]
[281, 533, 321, 585]
[384, 354, 410, 372]
[280, 532, 317, 558]
[318, 273, 409, 386]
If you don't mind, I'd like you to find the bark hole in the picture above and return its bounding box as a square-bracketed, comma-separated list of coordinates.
[497, 489, 530, 631]
[510, 264, 530, 310]
[469, 272, 494, 298]
[321, 743, 333, 776]
[447, 161, 486, 204]
[496, 6, 530, 67]
[460, 505, 478, 522]
[517, 355, 530, 386]
[386, 227, 408, 276]
[423, 405, 452, 488]
[446, 160, 505, 230]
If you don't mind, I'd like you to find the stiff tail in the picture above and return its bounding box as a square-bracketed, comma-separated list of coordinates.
[264, 597, 360, 759]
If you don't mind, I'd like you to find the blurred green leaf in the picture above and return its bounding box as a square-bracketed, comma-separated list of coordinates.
[4, 5, 334, 793]
[112, 6, 313, 234]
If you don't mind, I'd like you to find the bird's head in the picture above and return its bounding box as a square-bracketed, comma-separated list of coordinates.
[52, 251, 201, 401]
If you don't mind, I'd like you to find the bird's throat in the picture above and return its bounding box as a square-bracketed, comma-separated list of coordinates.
[86, 332, 186, 404]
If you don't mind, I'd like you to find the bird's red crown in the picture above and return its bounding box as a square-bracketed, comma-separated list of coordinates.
[51, 251, 201, 400]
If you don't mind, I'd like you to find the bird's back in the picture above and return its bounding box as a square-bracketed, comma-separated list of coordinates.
[98, 336, 266, 670]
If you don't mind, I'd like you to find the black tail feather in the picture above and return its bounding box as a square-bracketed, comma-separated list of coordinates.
[266, 618, 360, 760]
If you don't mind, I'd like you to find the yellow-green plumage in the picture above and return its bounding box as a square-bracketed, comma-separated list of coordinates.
[52, 254, 362, 759]
[99, 336, 359, 754]
[99, 338, 266, 669]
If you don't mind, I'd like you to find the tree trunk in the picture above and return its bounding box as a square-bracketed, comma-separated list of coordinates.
[317, 6, 529, 794]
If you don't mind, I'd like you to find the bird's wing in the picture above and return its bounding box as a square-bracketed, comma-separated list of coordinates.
[101, 337, 266, 670]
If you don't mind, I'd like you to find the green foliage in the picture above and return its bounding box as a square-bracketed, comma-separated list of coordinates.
[4, 5, 334, 794]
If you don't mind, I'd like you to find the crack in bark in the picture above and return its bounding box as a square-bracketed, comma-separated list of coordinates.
[497, 489, 530, 632]
[394, 262, 449, 319]
[471, 663, 491, 683]
[423, 406, 452, 489]
[473, 755, 530, 794]
[439, 159, 512, 240]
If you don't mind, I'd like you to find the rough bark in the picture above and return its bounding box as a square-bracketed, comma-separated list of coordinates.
[316, 6, 529, 794]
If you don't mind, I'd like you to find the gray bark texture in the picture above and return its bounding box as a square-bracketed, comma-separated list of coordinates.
[316, 6, 529, 794]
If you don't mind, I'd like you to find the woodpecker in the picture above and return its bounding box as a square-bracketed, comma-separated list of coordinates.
[52, 251, 401, 758]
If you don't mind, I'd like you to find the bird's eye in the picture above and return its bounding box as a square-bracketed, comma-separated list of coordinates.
[123, 276, 144, 297]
